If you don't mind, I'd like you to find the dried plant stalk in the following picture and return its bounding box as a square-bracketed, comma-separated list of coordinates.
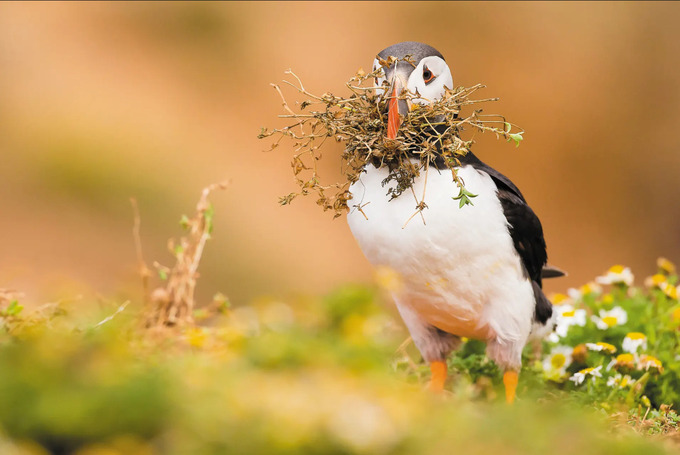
[260, 57, 524, 220]
[144, 181, 228, 328]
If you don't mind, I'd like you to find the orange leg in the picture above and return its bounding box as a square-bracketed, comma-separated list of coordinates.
[428, 360, 448, 392]
[503, 370, 519, 404]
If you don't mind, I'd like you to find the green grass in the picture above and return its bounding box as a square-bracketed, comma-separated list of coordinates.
[0, 276, 679, 455]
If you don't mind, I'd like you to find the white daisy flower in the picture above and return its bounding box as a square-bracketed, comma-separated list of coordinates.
[585, 342, 617, 354]
[542, 345, 573, 379]
[644, 274, 667, 289]
[657, 257, 676, 275]
[607, 373, 634, 389]
[567, 282, 603, 301]
[638, 355, 663, 373]
[550, 304, 587, 341]
[622, 332, 647, 353]
[569, 365, 603, 385]
[660, 282, 679, 300]
[608, 353, 636, 372]
[591, 306, 628, 330]
[596, 265, 634, 286]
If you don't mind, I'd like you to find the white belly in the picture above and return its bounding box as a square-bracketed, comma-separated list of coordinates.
[347, 164, 534, 343]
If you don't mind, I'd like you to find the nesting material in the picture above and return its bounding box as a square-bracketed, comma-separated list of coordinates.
[260, 57, 523, 219]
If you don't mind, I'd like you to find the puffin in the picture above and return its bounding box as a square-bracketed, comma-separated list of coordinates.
[346, 41, 563, 403]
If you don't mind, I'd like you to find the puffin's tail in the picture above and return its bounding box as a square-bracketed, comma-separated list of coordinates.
[529, 281, 556, 342]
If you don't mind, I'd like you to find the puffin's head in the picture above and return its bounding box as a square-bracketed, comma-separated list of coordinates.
[373, 41, 453, 139]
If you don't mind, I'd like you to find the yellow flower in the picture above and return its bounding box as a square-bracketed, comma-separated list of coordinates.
[549, 293, 571, 305]
[585, 342, 617, 354]
[601, 294, 614, 305]
[543, 346, 573, 381]
[661, 282, 678, 300]
[638, 355, 663, 373]
[185, 327, 208, 348]
[672, 307, 680, 322]
[572, 344, 588, 363]
[613, 353, 635, 371]
[569, 366, 602, 385]
[596, 265, 634, 286]
[592, 307, 627, 330]
[567, 283, 602, 301]
[607, 373, 634, 389]
[658, 257, 676, 275]
[644, 274, 667, 289]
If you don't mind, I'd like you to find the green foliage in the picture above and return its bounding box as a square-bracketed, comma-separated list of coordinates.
[0, 275, 678, 453]
[538, 261, 680, 418]
[0, 328, 171, 453]
[452, 186, 478, 208]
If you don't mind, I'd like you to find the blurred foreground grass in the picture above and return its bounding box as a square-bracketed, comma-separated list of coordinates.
[1, 185, 678, 455]
[0, 284, 677, 455]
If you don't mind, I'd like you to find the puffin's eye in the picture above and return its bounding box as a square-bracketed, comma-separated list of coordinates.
[423, 66, 435, 85]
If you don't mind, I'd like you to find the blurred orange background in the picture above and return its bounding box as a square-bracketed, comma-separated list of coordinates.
[1, 2, 679, 306]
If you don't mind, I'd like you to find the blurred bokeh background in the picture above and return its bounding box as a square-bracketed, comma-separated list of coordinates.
[1, 2, 679, 306]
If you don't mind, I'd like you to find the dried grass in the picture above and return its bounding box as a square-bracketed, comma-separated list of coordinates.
[133, 182, 228, 328]
[260, 56, 524, 221]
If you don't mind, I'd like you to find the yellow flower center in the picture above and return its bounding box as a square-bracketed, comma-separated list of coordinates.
[663, 284, 678, 300]
[672, 307, 680, 322]
[616, 353, 634, 364]
[602, 294, 614, 305]
[602, 316, 618, 327]
[620, 376, 630, 387]
[596, 342, 617, 354]
[650, 274, 667, 286]
[626, 332, 646, 340]
[550, 293, 570, 305]
[551, 353, 567, 369]
[641, 355, 662, 367]
[562, 310, 576, 317]
[658, 257, 676, 274]
[610, 265, 626, 274]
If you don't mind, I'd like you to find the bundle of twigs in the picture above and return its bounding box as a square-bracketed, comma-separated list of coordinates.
[260, 57, 523, 219]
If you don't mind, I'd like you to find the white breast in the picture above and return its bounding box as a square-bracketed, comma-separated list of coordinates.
[347, 164, 534, 344]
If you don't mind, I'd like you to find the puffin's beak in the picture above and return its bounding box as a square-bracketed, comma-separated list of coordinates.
[387, 85, 400, 140]
[386, 76, 410, 140]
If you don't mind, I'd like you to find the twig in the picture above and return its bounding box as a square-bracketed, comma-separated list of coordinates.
[94, 301, 130, 328]
[130, 198, 151, 303]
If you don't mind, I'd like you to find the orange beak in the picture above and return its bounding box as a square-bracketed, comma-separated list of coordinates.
[387, 86, 400, 140]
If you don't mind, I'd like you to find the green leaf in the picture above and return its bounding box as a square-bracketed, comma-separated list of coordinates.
[452, 187, 478, 208]
[6, 300, 23, 316]
[507, 132, 524, 147]
[204, 203, 215, 234]
[159, 269, 168, 281]
[179, 215, 190, 230]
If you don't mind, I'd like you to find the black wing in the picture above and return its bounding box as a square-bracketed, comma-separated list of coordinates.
[459, 153, 554, 324]
[460, 153, 547, 284]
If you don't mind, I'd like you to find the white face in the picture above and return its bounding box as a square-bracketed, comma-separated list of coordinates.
[372, 56, 453, 106]
[406, 56, 453, 105]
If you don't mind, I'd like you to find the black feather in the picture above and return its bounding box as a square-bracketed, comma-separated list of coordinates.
[455, 152, 556, 324]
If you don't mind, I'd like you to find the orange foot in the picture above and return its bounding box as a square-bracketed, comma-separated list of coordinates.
[503, 370, 519, 404]
[428, 360, 447, 392]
